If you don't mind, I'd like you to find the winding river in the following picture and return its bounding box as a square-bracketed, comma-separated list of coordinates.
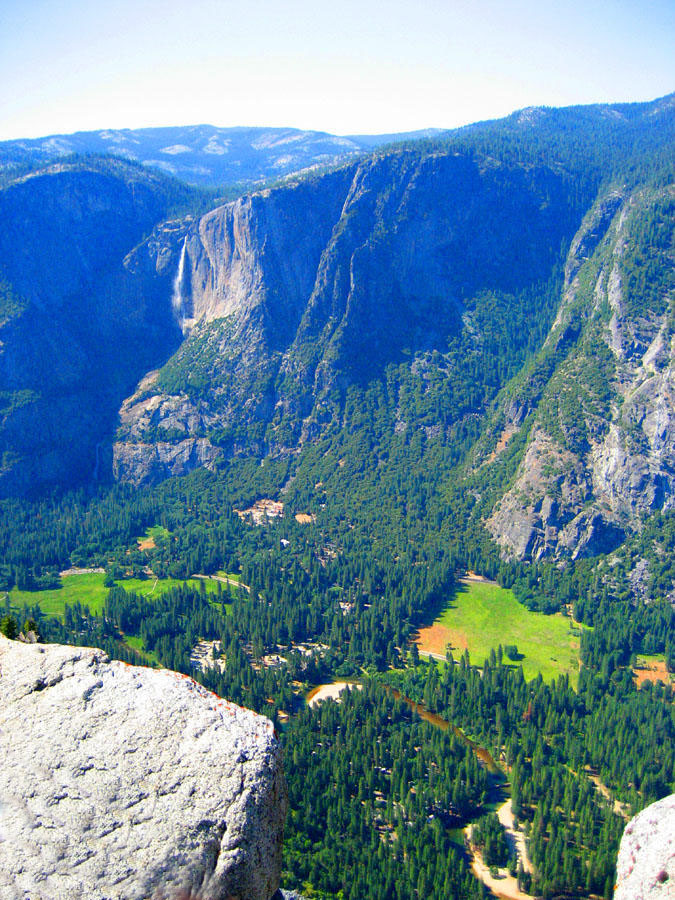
[387, 687, 500, 773]
[303, 679, 531, 898]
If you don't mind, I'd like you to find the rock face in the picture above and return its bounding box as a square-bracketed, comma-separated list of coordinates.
[486, 185, 675, 561]
[113, 148, 583, 484]
[0, 636, 287, 900]
[615, 795, 675, 900]
[112, 99, 675, 508]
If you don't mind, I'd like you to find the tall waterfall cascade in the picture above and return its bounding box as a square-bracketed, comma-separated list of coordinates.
[171, 238, 194, 334]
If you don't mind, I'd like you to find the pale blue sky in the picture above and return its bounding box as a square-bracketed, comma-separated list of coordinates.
[0, 0, 673, 140]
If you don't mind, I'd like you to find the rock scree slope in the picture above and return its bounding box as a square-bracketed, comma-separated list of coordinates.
[0, 635, 287, 900]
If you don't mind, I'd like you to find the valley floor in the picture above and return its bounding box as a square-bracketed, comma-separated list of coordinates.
[415, 579, 583, 685]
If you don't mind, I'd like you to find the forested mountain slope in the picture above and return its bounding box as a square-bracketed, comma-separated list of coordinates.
[483, 185, 674, 561]
[109, 94, 674, 567]
[0, 124, 442, 188]
[0, 158, 198, 494]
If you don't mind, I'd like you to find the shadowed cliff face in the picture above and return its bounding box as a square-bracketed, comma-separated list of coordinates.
[113, 149, 584, 483]
[281, 153, 573, 394]
[0, 161, 183, 495]
[484, 186, 675, 560]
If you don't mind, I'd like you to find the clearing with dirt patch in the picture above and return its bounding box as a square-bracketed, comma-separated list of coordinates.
[467, 798, 533, 900]
[307, 682, 362, 708]
[633, 654, 673, 690]
[415, 578, 583, 686]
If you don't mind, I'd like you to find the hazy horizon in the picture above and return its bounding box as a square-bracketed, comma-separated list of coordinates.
[1, 0, 673, 142]
[1, 88, 674, 146]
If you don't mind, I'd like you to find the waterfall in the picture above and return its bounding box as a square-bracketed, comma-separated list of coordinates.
[172, 238, 188, 331]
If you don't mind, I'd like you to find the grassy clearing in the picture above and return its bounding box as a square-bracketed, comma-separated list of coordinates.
[633, 653, 673, 689]
[123, 634, 161, 667]
[137, 524, 171, 550]
[119, 576, 219, 597]
[636, 652, 667, 667]
[215, 570, 242, 583]
[8, 573, 222, 620]
[9, 573, 108, 617]
[415, 580, 583, 687]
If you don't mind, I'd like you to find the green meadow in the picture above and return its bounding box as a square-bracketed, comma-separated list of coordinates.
[8, 572, 222, 620]
[123, 634, 161, 666]
[416, 579, 584, 687]
[137, 524, 171, 546]
[9, 573, 109, 617]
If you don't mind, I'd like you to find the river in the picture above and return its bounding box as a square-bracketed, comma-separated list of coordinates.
[387, 687, 500, 773]
[385, 688, 535, 898]
[302, 679, 531, 897]
[303, 680, 500, 773]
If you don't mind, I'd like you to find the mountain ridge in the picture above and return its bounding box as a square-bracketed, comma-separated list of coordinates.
[3, 91, 671, 189]
[0, 123, 444, 188]
[0, 94, 673, 570]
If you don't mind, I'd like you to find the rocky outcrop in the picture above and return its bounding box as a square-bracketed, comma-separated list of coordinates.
[112, 371, 222, 485]
[0, 636, 286, 900]
[113, 436, 222, 485]
[615, 795, 675, 900]
[486, 186, 675, 561]
[486, 427, 627, 561]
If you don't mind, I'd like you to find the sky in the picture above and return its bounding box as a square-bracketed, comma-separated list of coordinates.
[0, 0, 673, 141]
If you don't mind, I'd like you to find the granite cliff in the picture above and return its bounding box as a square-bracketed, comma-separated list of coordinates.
[112, 149, 584, 483]
[1, 97, 673, 568]
[111, 121, 674, 568]
[485, 185, 674, 560]
[0, 635, 286, 900]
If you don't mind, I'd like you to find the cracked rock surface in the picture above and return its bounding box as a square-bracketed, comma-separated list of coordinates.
[615, 795, 675, 900]
[0, 636, 286, 900]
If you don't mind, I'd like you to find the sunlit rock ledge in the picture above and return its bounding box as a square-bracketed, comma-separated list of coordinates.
[0, 636, 287, 900]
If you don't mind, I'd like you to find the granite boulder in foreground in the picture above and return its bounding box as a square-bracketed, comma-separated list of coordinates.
[0, 636, 287, 900]
[614, 794, 675, 900]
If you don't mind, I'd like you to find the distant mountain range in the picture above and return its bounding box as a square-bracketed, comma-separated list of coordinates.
[0, 94, 673, 574]
[0, 124, 444, 187]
